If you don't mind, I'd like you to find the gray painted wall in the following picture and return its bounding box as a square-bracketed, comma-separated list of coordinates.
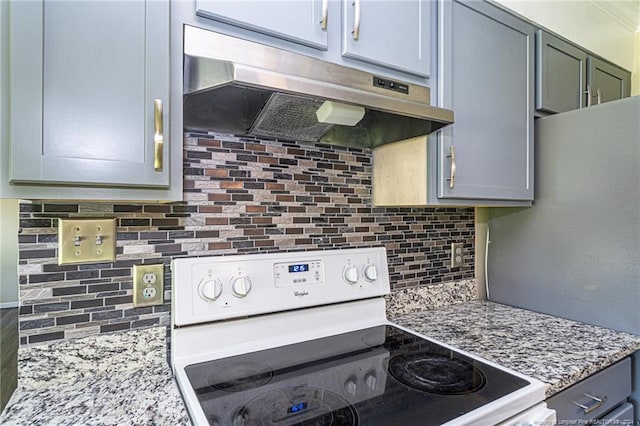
[488, 96, 640, 418]
[0, 199, 19, 306]
[488, 96, 640, 334]
[0, 2, 18, 305]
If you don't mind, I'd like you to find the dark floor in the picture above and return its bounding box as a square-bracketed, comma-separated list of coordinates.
[0, 307, 18, 412]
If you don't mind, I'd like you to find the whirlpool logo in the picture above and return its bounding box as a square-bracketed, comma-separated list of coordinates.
[293, 290, 309, 298]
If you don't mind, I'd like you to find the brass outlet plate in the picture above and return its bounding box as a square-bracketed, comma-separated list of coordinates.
[133, 264, 164, 307]
[58, 218, 116, 265]
[451, 242, 464, 268]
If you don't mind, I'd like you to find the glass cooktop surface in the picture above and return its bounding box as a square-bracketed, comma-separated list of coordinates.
[184, 325, 529, 426]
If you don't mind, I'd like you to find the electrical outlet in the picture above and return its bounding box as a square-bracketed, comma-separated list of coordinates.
[451, 242, 464, 268]
[133, 264, 164, 307]
[58, 218, 116, 265]
[142, 273, 157, 285]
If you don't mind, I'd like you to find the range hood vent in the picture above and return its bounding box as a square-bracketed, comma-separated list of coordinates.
[183, 26, 454, 149]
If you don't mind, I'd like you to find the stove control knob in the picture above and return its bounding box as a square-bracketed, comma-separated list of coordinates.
[231, 276, 252, 298]
[343, 266, 359, 284]
[231, 411, 248, 426]
[198, 278, 222, 302]
[364, 371, 378, 391]
[343, 377, 357, 396]
[363, 264, 378, 282]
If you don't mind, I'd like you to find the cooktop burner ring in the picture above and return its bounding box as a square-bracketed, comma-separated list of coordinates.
[207, 360, 275, 392]
[388, 352, 487, 395]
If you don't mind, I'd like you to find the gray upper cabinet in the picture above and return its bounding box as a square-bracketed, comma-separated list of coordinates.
[195, 0, 328, 49]
[372, 0, 534, 207]
[536, 30, 631, 114]
[588, 57, 631, 105]
[341, 0, 431, 77]
[436, 0, 534, 202]
[536, 30, 587, 114]
[10, 0, 170, 189]
[194, 0, 431, 78]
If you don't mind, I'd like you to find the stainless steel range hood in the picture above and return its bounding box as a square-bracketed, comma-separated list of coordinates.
[183, 26, 454, 149]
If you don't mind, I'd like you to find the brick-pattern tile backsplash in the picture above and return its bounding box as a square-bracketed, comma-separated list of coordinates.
[17, 133, 474, 345]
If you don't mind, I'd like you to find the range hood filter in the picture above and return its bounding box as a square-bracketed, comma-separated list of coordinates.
[249, 93, 334, 142]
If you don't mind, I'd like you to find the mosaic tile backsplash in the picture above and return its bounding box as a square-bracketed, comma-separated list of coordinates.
[17, 133, 474, 345]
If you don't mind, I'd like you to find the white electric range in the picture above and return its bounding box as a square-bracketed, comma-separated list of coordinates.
[171, 247, 555, 425]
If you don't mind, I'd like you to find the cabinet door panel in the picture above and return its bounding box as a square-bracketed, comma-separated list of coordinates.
[43, 2, 145, 162]
[588, 57, 631, 105]
[437, 0, 534, 201]
[10, 0, 170, 188]
[196, 0, 328, 49]
[342, 0, 430, 77]
[536, 31, 587, 113]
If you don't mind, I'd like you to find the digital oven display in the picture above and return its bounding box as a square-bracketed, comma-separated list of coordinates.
[288, 264, 309, 273]
[288, 402, 308, 414]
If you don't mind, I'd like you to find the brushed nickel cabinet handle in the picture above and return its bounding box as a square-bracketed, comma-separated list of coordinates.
[320, 0, 328, 30]
[352, 0, 361, 40]
[585, 85, 592, 107]
[446, 145, 456, 189]
[596, 88, 602, 105]
[572, 394, 607, 415]
[153, 99, 163, 172]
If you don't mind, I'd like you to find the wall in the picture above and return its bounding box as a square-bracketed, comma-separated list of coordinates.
[0, 200, 19, 307]
[480, 0, 640, 300]
[495, 0, 637, 71]
[0, 0, 7, 199]
[634, 33, 640, 96]
[16, 133, 475, 345]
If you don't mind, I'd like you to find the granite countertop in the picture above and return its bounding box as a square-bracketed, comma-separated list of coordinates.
[0, 327, 190, 426]
[2, 289, 639, 424]
[390, 300, 640, 397]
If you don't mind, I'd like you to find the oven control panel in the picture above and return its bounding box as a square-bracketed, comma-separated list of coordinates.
[172, 247, 390, 326]
[274, 260, 324, 287]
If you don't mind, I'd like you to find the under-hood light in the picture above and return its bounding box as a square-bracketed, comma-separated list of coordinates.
[316, 101, 366, 126]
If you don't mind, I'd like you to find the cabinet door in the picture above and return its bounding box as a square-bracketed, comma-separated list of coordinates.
[547, 358, 631, 423]
[587, 57, 631, 105]
[342, 0, 431, 77]
[536, 31, 588, 113]
[10, 0, 169, 188]
[437, 0, 534, 201]
[195, 0, 328, 49]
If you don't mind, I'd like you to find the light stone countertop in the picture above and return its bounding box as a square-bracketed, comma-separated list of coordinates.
[389, 300, 640, 397]
[2, 281, 639, 424]
[384, 278, 479, 314]
[0, 327, 190, 426]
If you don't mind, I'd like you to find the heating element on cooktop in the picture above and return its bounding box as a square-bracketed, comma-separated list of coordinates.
[183, 325, 529, 426]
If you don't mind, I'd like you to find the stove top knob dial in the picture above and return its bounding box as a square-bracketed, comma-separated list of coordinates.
[198, 278, 222, 302]
[364, 371, 378, 391]
[231, 411, 248, 426]
[343, 377, 357, 396]
[363, 264, 378, 282]
[343, 266, 359, 284]
[232, 276, 252, 298]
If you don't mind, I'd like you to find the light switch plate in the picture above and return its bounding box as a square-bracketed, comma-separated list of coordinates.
[133, 264, 164, 307]
[451, 242, 464, 268]
[58, 218, 116, 265]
